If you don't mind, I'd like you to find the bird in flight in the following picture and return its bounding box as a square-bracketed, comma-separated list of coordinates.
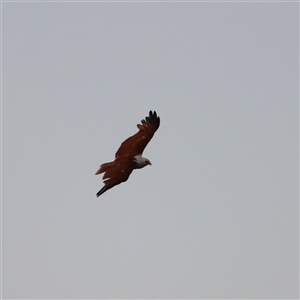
[95, 110, 160, 197]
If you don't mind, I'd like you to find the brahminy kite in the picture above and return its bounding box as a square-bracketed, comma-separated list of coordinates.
[95, 111, 160, 197]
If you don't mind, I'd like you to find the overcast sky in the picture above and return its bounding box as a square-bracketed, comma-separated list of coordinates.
[2, 2, 299, 299]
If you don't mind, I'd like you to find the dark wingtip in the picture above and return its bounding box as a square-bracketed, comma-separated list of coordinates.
[96, 185, 114, 197]
[96, 186, 107, 197]
[149, 110, 160, 130]
[137, 111, 160, 131]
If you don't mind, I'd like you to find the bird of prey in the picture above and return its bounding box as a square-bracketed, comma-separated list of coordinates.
[95, 111, 160, 197]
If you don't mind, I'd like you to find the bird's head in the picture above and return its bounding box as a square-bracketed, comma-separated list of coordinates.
[133, 155, 152, 169]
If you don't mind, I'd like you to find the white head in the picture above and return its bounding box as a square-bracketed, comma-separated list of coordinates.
[133, 154, 152, 169]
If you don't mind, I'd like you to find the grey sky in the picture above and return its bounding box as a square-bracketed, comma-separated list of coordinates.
[3, 2, 299, 299]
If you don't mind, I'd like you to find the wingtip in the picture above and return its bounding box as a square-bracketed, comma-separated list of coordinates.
[149, 110, 160, 129]
[96, 186, 107, 197]
[96, 185, 114, 197]
[149, 110, 157, 118]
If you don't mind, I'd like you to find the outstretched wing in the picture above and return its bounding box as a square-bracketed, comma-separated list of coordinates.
[115, 110, 160, 158]
[96, 156, 134, 197]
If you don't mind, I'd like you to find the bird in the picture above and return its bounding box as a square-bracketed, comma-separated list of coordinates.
[95, 110, 160, 197]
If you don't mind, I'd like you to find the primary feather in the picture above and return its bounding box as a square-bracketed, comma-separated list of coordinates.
[115, 110, 160, 158]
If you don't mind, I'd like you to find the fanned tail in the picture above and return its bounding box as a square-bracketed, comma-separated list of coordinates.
[95, 161, 114, 175]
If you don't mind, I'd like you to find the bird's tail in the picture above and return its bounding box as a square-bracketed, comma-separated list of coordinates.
[95, 161, 114, 175]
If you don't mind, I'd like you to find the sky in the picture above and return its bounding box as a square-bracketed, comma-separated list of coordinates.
[2, 1, 299, 299]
